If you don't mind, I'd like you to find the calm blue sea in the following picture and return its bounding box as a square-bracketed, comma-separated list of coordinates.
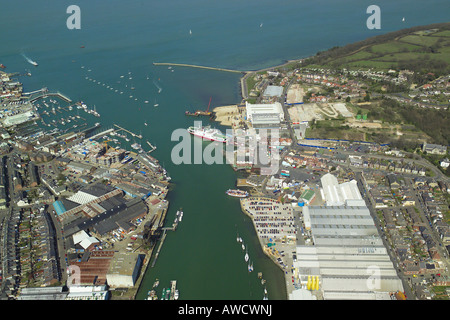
[1, 0, 448, 300]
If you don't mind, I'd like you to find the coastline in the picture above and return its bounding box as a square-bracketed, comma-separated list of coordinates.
[239, 198, 289, 300]
[131, 204, 169, 300]
[208, 58, 305, 301]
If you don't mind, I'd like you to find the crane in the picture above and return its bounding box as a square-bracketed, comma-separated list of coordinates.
[185, 96, 212, 117]
[102, 140, 114, 152]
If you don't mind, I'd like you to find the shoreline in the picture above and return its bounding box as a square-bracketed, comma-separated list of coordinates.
[239, 198, 289, 300]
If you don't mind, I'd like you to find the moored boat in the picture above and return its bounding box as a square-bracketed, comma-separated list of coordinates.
[147, 290, 158, 300]
[165, 288, 171, 300]
[226, 189, 249, 198]
[187, 125, 227, 143]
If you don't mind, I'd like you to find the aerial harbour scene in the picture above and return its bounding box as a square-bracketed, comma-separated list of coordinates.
[0, 0, 449, 308]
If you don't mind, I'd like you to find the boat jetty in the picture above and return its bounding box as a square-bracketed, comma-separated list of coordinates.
[150, 208, 184, 267]
[159, 280, 179, 300]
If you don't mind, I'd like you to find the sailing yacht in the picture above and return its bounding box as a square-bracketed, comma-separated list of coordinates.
[244, 249, 249, 262]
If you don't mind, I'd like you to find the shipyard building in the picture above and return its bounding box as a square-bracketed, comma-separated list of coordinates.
[245, 102, 284, 128]
[291, 173, 404, 299]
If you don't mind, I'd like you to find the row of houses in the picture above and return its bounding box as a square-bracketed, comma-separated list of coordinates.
[0, 207, 61, 299]
[349, 155, 428, 176]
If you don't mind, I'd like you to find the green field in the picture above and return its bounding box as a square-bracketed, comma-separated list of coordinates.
[304, 23, 450, 74]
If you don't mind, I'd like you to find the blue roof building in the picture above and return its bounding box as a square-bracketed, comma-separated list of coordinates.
[53, 200, 67, 216]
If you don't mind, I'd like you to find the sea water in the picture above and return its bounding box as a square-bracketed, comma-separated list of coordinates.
[1, 0, 448, 300]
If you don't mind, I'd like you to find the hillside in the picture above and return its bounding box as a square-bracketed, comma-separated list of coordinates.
[302, 22, 450, 75]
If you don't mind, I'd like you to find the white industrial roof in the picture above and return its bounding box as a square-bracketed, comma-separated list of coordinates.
[323, 291, 392, 300]
[289, 288, 317, 300]
[263, 85, 284, 97]
[79, 237, 99, 250]
[72, 230, 99, 249]
[72, 230, 89, 244]
[320, 173, 363, 207]
[294, 203, 404, 299]
[245, 102, 284, 121]
[67, 190, 98, 204]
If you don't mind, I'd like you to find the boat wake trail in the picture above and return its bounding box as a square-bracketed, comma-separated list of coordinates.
[21, 53, 38, 66]
[153, 79, 162, 93]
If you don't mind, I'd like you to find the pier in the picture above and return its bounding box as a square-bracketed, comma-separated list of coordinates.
[146, 140, 156, 153]
[150, 209, 182, 267]
[151, 229, 167, 268]
[153, 62, 247, 74]
[114, 124, 142, 139]
[170, 280, 177, 300]
[22, 88, 48, 96]
[28, 90, 72, 103]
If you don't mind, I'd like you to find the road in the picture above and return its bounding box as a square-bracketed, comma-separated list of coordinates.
[355, 171, 416, 299]
[404, 177, 450, 271]
[0, 153, 67, 294]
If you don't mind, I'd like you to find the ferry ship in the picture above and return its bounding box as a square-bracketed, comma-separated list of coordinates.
[226, 189, 249, 198]
[187, 126, 227, 143]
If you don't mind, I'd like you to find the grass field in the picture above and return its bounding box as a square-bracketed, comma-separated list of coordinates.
[315, 24, 450, 73]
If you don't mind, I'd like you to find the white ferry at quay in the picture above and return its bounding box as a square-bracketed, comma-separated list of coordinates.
[187, 125, 227, 143]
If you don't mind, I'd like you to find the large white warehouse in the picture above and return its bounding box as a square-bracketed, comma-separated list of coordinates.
[292, 203, 404, 300]
[245, 101, 284, 128]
